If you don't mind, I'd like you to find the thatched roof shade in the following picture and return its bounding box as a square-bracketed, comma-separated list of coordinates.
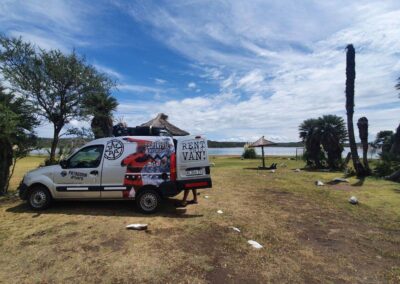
[249, 136, 276, 147]
[140, 113, 189, 136]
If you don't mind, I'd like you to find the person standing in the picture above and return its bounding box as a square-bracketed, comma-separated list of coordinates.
[181, 189, 198, 206]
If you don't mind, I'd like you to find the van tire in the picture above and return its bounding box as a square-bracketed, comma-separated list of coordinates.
[28, 186, 52, 210]
[136, 188, 161, 214]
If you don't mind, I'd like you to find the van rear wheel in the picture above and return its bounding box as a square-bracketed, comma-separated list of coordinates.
[28, 186, 52, 210]
[136, 188, 161, 214]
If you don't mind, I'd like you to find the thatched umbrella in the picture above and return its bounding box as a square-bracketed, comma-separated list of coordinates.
[249, 136, 276, 168]
[140, 113, 189, 136]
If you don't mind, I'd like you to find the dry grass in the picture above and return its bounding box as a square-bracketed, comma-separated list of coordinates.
[0, 156, 399, 283]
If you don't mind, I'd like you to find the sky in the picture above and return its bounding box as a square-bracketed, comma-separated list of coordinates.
[0, 0, 399, 142]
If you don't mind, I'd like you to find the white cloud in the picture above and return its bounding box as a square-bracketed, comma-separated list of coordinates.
[118, 84, 166, 95]
[155, 78, 167, 85]
[0, 0, 100, 50]
[116, 0, 400, 141]
[94, 64, 124, 80]
[188, 82, 196, 89]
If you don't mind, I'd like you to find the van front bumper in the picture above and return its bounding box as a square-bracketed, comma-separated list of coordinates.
[18, 182, 29, 200]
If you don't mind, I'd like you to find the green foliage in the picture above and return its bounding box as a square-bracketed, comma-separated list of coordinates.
[0, 35, 116, 162]
[299, 115, 347, 169]
[82, 92, 118, 138]
[242, 147, 257, 159]
[372, 130, 394, 154]
[374, 161, 398, 177]
[371, 129, 400, 179]
[0, 84, 39, 194]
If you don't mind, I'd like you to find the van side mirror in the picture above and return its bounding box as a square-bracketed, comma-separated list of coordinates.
[60, 159, 68, 169]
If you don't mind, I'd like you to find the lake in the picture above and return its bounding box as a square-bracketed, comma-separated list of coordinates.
[208, 147, 380, 158]
[31, 146, 380, 159]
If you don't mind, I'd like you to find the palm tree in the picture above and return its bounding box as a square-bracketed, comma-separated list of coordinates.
[318, 115, 348, 169]
[83, 93, 118, 139]
[345, 44, 366, 176]
[390, 123, 400, 156]
[357, 117, 370, 173]
[299, 118, 323, 168]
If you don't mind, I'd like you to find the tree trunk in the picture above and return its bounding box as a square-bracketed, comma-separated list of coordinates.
[390, 123, 400, 156]
[345, 44, 366, 177]
[357, 117, 370, 174]
[343, 152, 352, 167]
[0, 137, 13, 195]
[49, 125, 62, 164]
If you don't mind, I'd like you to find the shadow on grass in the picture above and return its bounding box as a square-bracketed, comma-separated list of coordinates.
[6, 198, 203, 219]
[352, 177, 365, 187]
[243, 167, 275, 170]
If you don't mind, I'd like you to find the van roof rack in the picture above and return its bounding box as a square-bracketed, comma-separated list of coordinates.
[113, 125, 171, 137]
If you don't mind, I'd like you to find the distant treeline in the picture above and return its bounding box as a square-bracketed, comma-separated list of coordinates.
[37, 138, 90, 148]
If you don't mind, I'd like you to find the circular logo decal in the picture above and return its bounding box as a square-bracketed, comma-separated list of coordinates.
[104, 139, 124, 160]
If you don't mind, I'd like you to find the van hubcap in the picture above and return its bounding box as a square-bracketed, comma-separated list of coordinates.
[31, 191, 46, 208]
[140, 193, 157, 211]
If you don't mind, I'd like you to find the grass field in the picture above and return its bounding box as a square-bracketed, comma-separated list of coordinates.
[0, 156, 399, 283]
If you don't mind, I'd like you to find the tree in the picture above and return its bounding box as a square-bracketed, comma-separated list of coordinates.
[299, 118, 324, 168]
[0, 84, 38, 195]
[82, 92, 118, 139]
[318, 115, 348, 169]
[357, 117, 370, 173]
[0, 36, 115, 163]
[390, 123, 400, 156]
[299, 115, 347, 169]
[345, 44, 367, 177]
[372, 130, 394, 154]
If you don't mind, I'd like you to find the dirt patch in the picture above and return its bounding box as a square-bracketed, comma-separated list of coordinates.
[100, 235, 128, 251]
[266, 187, 400, 283]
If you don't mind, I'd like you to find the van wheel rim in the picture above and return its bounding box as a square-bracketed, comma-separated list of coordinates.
[140, 193, 157, 211]
[31, 191, 46, 208]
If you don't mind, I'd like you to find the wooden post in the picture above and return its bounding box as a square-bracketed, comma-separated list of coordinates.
[262, 146, 265, 168]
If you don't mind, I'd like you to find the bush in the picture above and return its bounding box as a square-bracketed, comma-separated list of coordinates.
[242, 147, 257, 159]
[373, 152, 400, 178]
[374, 160, 400, 178]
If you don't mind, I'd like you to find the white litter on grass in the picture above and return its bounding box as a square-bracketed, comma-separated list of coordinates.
[126, 224, 148, 230]
[217, 210, 223, 214]
[280, 163, 287, 168]
[204, 195, 210, 199]
[229, 226, 241, 233]
[315, 180, 324, 186]
[332, 177, 349, 183]
[210, 162, 216, 167]
[349, 196, 359, 205]
[248, 240, 263, 249]
[294, 168, 301, 172]
[270, 169, 276, 173]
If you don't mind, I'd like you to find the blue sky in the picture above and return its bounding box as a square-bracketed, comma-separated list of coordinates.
[1, 0, 400, 142]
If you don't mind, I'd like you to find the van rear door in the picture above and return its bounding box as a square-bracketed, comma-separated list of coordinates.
[176, 136, 211, 189]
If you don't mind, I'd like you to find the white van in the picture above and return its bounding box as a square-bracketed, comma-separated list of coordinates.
[18, 135, 212, 213]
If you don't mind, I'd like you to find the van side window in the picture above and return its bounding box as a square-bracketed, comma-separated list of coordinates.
[68, 145, 104, 168]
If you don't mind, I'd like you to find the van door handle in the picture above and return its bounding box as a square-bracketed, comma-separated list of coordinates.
[90, 170, 99, 175]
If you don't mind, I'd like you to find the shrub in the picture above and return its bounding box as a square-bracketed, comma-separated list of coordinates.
[242, 147, 257, 159]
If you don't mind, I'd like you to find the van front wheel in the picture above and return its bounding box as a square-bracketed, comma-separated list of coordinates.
[28, 186, 52, 210]
[136, 188, 161, 214]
